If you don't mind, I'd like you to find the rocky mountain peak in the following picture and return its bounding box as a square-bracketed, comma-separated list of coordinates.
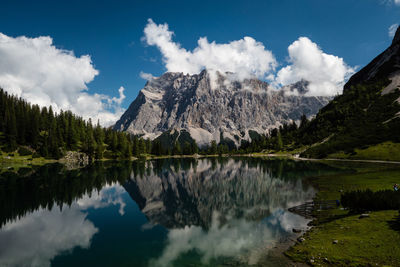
[344, 27, 400, 92]
[392, 26, 400, 45]
[114, 71, 331, 146]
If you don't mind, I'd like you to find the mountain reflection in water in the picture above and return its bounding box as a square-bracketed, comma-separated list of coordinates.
[0, 158, 345, 266]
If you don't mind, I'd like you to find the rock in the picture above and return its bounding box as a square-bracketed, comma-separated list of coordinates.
[332, 240, 339, 244]
[60, 151, 90, 170]
[344, 25, 400, 93]
[297, 237, 306, 243]
[359, 214, 370, 219]
[292, 228, 302, 233]
[114, 70, 331, 147]
[323, 257, 329, 263]
[309, 259, 315, 264]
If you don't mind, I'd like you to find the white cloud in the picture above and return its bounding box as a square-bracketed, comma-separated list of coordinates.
[142, 19, 354, 96]
[0, 206, 98, 267]
[0, 33, 125, 126]
[275, 37, 356, 96]
[389, 23, 399, 38]
[142, 18, 277, 82]
[139, 71, 155, 80]
[381, 0, 400, 5]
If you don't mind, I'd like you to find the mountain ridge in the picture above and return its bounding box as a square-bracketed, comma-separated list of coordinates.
[298, 26, 400, 158]
[114, 70, 330, 146]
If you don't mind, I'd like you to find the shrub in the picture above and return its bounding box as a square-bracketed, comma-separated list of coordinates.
[17, 147, 33, 156]
[341, 189, 400, 212]
[32, 152, 40, 158]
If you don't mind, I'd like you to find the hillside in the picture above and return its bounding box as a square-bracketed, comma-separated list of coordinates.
[299, 27, 400, 158]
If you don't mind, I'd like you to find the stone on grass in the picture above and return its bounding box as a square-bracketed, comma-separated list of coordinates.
[297, 237, 305, 243]
[359, 214, 370, 219]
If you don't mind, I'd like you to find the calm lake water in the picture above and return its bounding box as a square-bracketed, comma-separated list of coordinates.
[0, 158, 345, 267]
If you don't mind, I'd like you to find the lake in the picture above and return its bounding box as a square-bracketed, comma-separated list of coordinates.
[0, 158, 345, 266]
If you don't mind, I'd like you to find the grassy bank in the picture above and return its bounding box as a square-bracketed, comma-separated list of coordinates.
[286, 162, 400, 266]
[0, 150, 57, 173]
[286, 210, 400, 266]
[327, 142, 400, 162]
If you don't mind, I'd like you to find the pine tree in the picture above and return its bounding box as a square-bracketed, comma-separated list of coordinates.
[210, 140, 217, 154]
[276, 131, 283, 151]
[183, 141, 192, 155]
[300, 114, 308, 129]
[5, 108, 17, 151]
[132, 136, 139, 156]
[191, 141, 199, 154]
[110, 132, 118, 152]
[173, 141, 181, 155]
[138, 138, 146, 155]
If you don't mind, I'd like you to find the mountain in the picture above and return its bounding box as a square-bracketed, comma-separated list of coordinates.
[123, 158, 318, 228]
[344, 26, 400, 93]
[114, 70, 330, 147]
[299, 27, 400, 158]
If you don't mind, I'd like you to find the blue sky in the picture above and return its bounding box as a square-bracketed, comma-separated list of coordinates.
[0, 0, 399, 124]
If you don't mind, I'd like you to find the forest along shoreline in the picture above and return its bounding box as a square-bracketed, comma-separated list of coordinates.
[3, 151, 400, 174]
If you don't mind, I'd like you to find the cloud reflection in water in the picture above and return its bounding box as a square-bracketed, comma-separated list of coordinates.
[151, 210, 309, 266]
[0, 183, 127, 267]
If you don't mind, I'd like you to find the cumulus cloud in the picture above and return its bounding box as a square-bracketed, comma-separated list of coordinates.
[0, 33, 125, 126]
[139, 71, 155, 80]
[275, 37, 356, 96]
[389, 23, 399, 38]
[142, 18, 277, 82]
[381, 0, 400, 5]
[142, 19, 355, 96]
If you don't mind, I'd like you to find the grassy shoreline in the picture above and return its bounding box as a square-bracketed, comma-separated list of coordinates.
[285, 161, 400, 266]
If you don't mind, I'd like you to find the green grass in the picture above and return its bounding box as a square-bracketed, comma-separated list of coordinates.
[0, 150, 55, 173]
[327, 142, 400, 162]
[286, 210, 400, 266]
[309, 165, 400, 201]
[287, 163, 400, 266]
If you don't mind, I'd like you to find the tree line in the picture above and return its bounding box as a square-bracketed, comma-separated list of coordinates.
[10, 82, 394, 160]
[0, 88, 312, 159]
[0, 88, 132, 159]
